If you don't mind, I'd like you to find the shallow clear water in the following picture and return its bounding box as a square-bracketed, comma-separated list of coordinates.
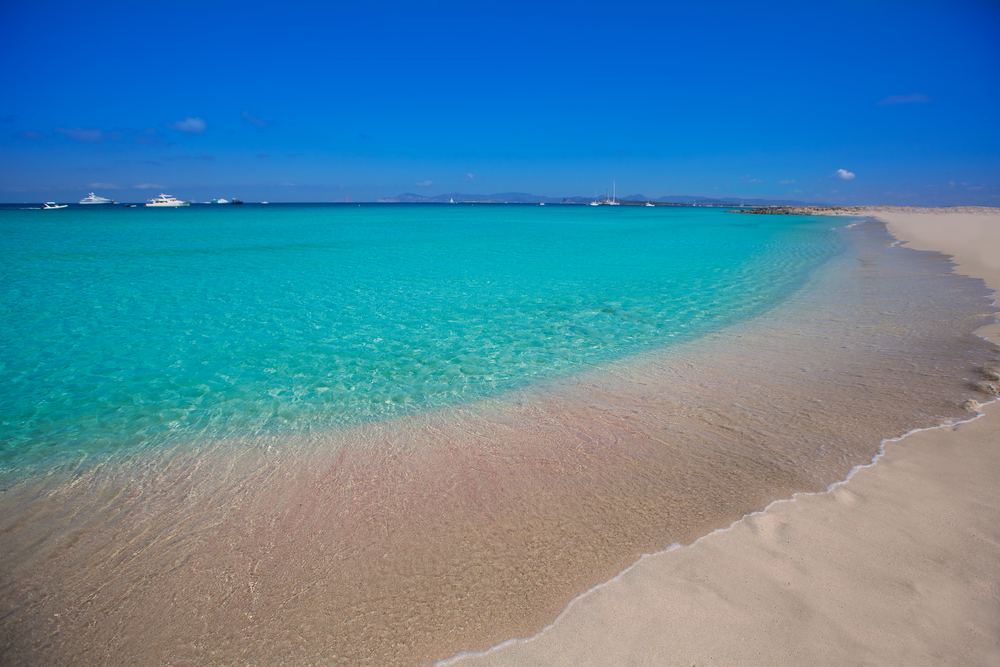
[0, 203, 842, 472]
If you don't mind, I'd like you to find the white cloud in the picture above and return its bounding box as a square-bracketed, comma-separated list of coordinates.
[415, 180, 433, 186]
[133, 183, 164, 189]
[166, 117, 207, 134]
[88, 182, 119, 189]
[741, 175, 762, 183]
[463, 173, 474, 181]
[778, 179, 796, 185]
[831, 169, 855, 181]
[877, 93, 931, 106]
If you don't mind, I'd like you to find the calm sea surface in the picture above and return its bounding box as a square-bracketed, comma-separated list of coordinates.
[0, 203, 843, 474]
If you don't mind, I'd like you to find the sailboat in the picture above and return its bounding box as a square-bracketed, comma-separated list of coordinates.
[601, 181, 620, 205]
[589, 190, 600, 206]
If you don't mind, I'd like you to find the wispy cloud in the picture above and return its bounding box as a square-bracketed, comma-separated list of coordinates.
[134, 183, 164, 189]
[241, 111, 268, 128]
[135, 135, 171, 146]
[463, 173, 474, 181]
[287, 152, 304, 157]
[741, 175, 762, 184]
[415, 180, 433, 186]
[88, 182, 119, 189]
[165, 154, 215, 162]
[256, 154, 270, 159]
[778, 179, 796, 185]
[165, 117, 207, 134]
[831, 169, 856, 181]
[877, 93, 931, 106]
[15, 130, 50, 140]
[55, 126, 107, 142]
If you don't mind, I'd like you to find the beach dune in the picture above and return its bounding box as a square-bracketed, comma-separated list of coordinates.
[446, 209, 1000, 667]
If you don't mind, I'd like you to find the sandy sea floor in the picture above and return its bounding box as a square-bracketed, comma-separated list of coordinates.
[444, 209, 1000, 667]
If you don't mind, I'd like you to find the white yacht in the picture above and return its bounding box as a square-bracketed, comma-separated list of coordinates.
[646, 200, 655, 207]
[212, 198, 229, 204]
[145, 194, 190, 207]
[79, 192, 115, 205]
[42, 202, 68, 209]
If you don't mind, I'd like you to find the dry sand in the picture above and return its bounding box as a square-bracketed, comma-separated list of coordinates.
[445, 210, 1000, 667]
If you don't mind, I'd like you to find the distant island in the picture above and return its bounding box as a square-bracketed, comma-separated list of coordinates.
[377, 192, 830, 207]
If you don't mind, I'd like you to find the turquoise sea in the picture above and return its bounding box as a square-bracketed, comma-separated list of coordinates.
[0, 203, 842, 474]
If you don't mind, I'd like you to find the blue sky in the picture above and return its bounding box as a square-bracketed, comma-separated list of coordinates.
[2, 0, 998, 204]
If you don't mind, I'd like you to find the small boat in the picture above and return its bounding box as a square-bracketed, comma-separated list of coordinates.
[261, 201, 268, 204]
[145, 194, 190, 207]
[79, 192, 116, 205]
[230, 199, 243, 205]
[212, 198, 229, 204]
[646, 200, 655, 207]
[124, 204, 137, 207]
[42, 202, 68, 209]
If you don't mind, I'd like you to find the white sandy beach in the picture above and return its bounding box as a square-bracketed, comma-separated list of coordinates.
[448, 209, 1000, 667]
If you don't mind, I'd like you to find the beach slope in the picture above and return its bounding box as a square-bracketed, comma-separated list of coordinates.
[447, 209, 1000, 667]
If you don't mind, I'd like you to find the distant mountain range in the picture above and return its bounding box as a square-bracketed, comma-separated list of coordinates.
[378, 192, 829, 206]
[378, 192, 566, 204]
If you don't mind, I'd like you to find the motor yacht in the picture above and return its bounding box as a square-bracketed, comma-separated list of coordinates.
[145, 194, 190, 207]
[79, 192, 115, 205]
[42, 202, 68, 209]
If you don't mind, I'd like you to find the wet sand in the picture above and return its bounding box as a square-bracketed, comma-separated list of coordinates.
[445, 209, 1000, 667]
[1, 216, 998, 666]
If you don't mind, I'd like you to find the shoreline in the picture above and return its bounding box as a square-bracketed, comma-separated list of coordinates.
[444, 209, 1000, 667]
